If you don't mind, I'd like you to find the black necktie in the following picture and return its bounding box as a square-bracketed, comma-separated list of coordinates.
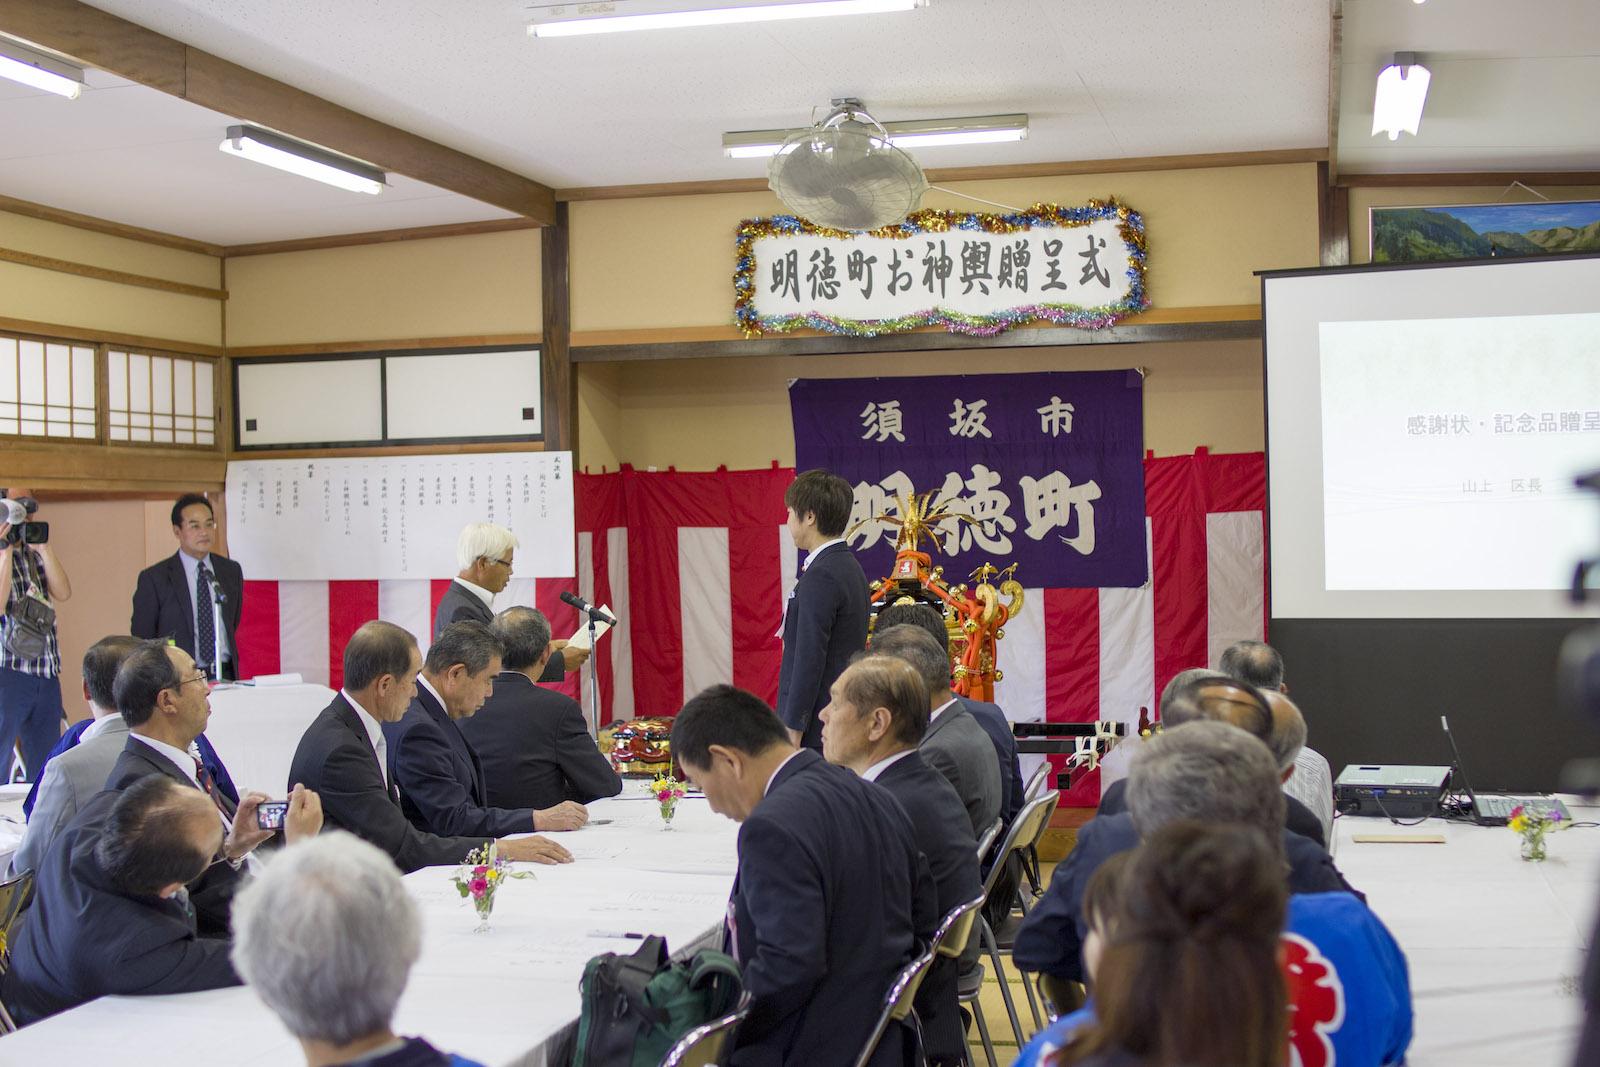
[196, 562, 216, 676]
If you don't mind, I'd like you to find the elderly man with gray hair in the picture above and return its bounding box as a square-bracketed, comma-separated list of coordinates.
[232, 832, 486, 1067]
[1013, 720, 1357, 984]
[432, 522, 586, 681]
[1220, 638, 1336, 845]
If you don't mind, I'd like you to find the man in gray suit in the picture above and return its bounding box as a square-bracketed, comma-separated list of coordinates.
[433, 522, 587, 682]
[12, 635, 141, 876]
[870, 624, 1001, 839]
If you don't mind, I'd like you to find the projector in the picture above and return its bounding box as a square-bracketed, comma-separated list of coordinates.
[1334, 764, 1452, 819]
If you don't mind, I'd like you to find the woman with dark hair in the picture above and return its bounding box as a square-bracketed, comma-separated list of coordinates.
[1015, 821, 1289, 1067]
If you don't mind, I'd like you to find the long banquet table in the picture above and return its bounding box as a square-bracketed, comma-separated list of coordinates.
[1329, 799, 1600, 1066]
[0, 790, 739, 1067]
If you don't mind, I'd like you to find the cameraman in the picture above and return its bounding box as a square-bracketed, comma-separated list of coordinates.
[0, 491, 72, 782]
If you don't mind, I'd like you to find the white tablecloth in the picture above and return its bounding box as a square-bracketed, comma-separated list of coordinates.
[0, 783, 29, 875]
[1331, 801, 1600, 1066]
[200, 682, 336, 797]
[0, 791, 737, 1066]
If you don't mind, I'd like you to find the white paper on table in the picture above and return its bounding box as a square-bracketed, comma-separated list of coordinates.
[567, 608, 614, 650]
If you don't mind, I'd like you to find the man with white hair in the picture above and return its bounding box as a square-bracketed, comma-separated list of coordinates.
[433, 522, 587, 681]
[232, 832, 486, 1067]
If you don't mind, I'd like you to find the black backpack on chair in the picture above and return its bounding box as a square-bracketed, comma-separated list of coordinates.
[570, 935, 743, 1067]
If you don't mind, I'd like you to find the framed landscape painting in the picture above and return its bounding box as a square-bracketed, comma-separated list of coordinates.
[1370, 199, 1600, 263]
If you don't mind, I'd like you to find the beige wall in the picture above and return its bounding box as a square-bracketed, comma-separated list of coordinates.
[28, 498, 176, 726]
[0, 210, 223, 347]
[1348, 184, 1600, 263]
[574, 338, 1262, 473]
[225, 230, 542, 348]
[569, 162, 1322, 333]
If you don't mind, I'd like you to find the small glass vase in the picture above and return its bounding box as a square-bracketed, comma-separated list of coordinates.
[1520, 832, 1548, 862]
[659, 800, 677, 829]
[473, 893, 496, 932]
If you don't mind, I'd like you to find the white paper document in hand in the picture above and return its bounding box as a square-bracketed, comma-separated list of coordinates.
[568, 606, 615, 650]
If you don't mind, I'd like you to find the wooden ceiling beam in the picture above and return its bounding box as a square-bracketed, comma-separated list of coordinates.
[0, 0, 555, 223]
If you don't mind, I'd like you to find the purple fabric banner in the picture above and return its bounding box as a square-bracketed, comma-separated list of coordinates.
[790, 370, 1147, 588]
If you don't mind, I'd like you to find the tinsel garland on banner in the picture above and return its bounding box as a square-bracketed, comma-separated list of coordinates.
[734, 199, 1149, 339]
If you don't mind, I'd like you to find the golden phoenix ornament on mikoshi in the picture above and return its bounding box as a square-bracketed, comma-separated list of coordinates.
[851, 488, 1026, 703]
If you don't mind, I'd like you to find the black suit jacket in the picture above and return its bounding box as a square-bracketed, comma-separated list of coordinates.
[384, 684, 534, 839]
[104, 736, 243, 937]
[130, 552, 244, 679]
[432, 580, 565, 683]
[775, 544, 869, 749]
[1011, 811, 1358, 981]
[729, 749, 936, 1067]
[457, 671, 622, 810]
[0, 789, 240, 1025]
[287, 695, 490, 873]
[874, 752, 982, 1064]
[958, 696, 1025, 823]
[1097, 776, 1327, 849]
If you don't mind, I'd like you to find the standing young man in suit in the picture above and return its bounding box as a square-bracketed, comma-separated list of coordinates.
[130, 493, 244, 682]
[820, 655, 981, 1067]
[460, 606, 621, 811]
[434, 521, 587, 682]
[776, 469, 868, 751]
[287, 620, 573, 874]
[673, 684, 935, 1067]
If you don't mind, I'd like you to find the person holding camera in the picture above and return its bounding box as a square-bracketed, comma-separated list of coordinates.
[0, 490, 72, 782]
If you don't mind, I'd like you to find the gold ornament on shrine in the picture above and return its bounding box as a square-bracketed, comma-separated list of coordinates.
[852, 488, 1025, 702]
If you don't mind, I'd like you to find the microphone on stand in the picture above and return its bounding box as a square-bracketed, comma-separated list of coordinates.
[560, 591, 618, 627]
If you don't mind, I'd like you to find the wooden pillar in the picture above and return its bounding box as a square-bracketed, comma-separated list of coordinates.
[1318, 161, 1351, 267]
[540, 202, 576, 454]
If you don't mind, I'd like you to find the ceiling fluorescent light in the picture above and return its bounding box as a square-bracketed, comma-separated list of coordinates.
[723, 113, 1027, 158]
[219, 125, 387, 195]
[0, 36, 85, 99]
[530, 0, 925, 38]
[1372, 52, 1431, 141]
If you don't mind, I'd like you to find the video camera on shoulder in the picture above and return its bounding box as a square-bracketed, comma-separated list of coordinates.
[0, 493, 47, 546]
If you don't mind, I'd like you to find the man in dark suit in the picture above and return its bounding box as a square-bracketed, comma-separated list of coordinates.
[674, 684, 936, 1067]
[1013, 721, 1359, 984]
[821, 655, 981, 1067]
[776, 469, 869, 751]
[1097, 672, 1326, 847]
[433, 521, 585, 683]
[130, 493, 244, 681]
[287, 620, 573, 874]
[873, 601, 1024, 821]
[102, 640, 277, 934]
[1, 775, 320, 1024]
[459, 606, 621, 811]
[871, 624, 1000, 839]
[387, 621, 589, 838]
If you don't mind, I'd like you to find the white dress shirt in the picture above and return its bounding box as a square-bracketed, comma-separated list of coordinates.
[801, 538, 846, 573]
[861, 748, 916, 782]
[455, 577, 496, 610]
[178, 550, 231, 668]
[81, 714, 121, 742]
[929, 697, 959, 724]
[341, 689, 390, 788]
[131, 733, 232, 832]
[763, 749, 804, 796]
[1285, 745, 1335, 844]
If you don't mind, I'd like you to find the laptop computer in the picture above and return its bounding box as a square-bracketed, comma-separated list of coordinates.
[1440, 715, 1571, 826]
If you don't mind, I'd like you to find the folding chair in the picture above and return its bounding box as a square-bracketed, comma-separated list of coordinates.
[1018, 761, 1053, 897]
[852, 944, 938, 1067]
[658, 991, 753, 1067]
[0, 868, 36, 1035]
[993, 788, 1061, 1032]
[970, 790, 1058, 1048]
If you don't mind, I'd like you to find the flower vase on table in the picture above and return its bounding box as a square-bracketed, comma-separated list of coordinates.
[450, 842, 533, 932]
[1508, 804, 1565, 863]
[652, 774, 686, 830]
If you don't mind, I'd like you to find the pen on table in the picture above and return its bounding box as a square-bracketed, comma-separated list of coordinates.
[588, 930, 646, 939]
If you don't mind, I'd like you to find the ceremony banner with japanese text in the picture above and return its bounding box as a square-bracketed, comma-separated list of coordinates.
[790, 370, 1147, 588]
[737, 201, 1148, 339]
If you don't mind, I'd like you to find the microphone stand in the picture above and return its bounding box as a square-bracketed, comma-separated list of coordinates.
[586, 611, 601, 738]
[209, 582, 229, 684]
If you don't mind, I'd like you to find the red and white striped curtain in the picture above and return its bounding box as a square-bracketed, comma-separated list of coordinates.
[234, 450, 1264, 803]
